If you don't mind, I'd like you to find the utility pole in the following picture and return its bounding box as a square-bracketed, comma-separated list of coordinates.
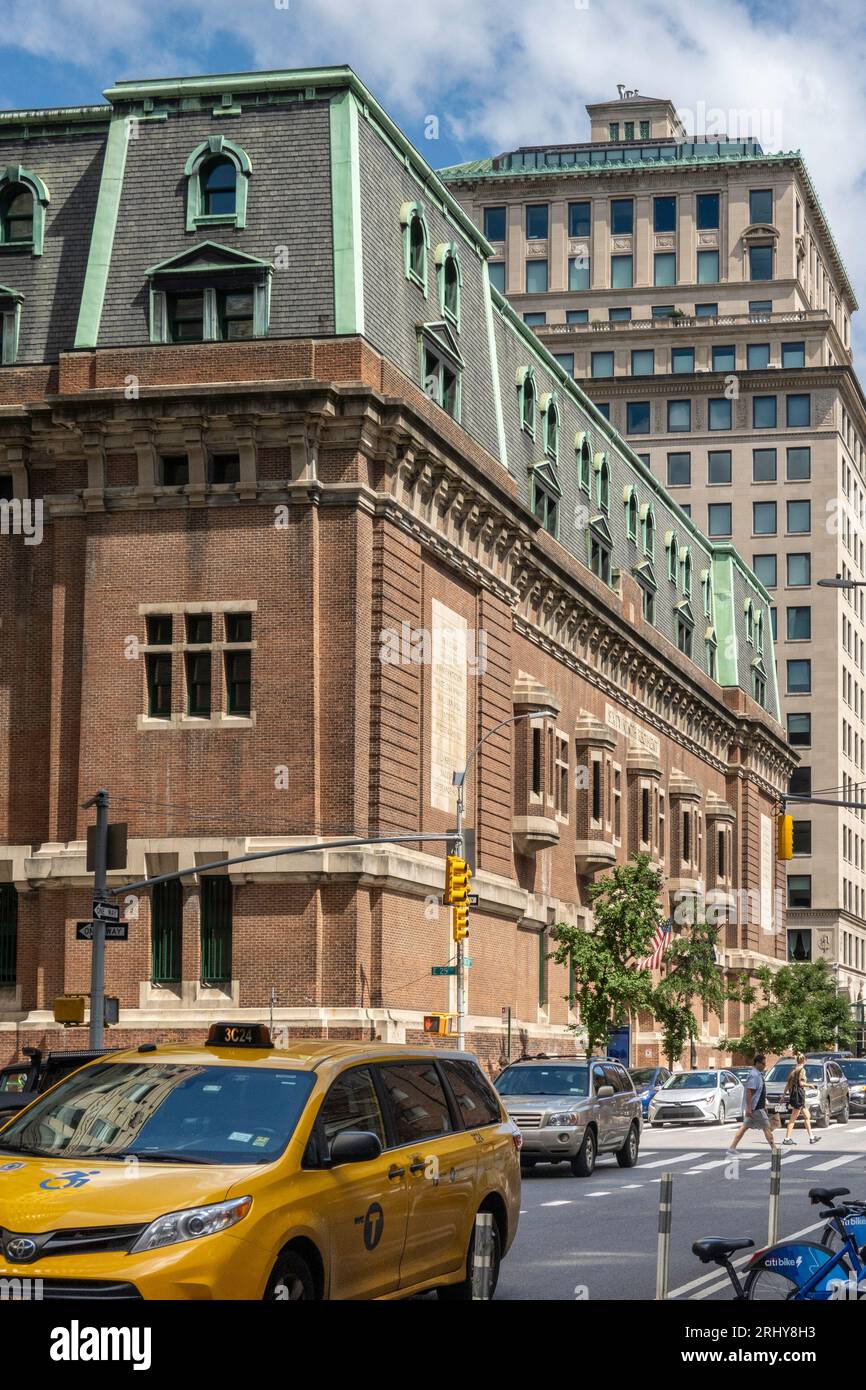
[454, 777, 466, 1052]
[83, 788, 109, 1048]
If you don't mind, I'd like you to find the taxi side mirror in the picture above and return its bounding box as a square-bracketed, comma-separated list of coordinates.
[596, 1084, 615, 1099]
[328, 1130, 382, 1166]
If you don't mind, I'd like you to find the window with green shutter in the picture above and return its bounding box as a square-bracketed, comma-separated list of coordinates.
[201, 877, 232, 984]
[0, 886, 17, 986]
[151, 880, 182, 984]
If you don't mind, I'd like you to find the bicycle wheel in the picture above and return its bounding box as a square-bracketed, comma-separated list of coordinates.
[745, 1263, 800, 1300]
[745, 1241, 850, 1301]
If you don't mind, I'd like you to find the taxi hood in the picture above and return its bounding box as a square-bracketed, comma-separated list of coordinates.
[0, 1155, 263, 1231]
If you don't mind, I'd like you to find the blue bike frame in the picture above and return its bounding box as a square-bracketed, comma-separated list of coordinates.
[754, 1219, 865, 1299]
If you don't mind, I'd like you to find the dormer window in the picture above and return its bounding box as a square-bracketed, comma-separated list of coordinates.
[701, 568, 713, 618]
[540, 392, 559, 461]
[518, 366, 536, 436]
[184, 138, 251, 229]
[147, 241, 272, 344]
[676, 605, 693, 658]
[744, 597, 754, 645]
[681, 548, 692, 597]
[666, 530, 679, 585]
[419, 321, 463, 420]
[0, 166, 49, 255]
[594, 452, 610, 514]
[401, 201, 429, 291]
[0, 285, 22, 365]
[641, 503, 655, 558]
[624, 485, 638, 541]
[577, 433, 591, 494]
[435, 243, 461, 329]
[530, 460, 561, 536]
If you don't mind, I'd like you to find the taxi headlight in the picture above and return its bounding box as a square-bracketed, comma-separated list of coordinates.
[130, 1196, 252, 1253]
[548, 1112, 579, 1128]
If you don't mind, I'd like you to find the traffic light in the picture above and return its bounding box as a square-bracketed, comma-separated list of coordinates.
[444, 855, 472, 941]
[423, 1012, 452, 1036]
[453, 901, 469, 941]
[777, 813, 793, 861]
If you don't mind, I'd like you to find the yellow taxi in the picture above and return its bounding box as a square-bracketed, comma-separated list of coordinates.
[0, 1024, 520, 1300]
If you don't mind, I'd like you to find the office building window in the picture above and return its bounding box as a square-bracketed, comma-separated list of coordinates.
[787, 659, 811, 693]
[782, 341, 805, 368]
[697, 250, 719, 284]
[749, 189, 773, 224]
[749, 245, 773, 280]
[611, 255, 633, 289]
[525, 260, 548, 293]
[568, 200, 591, 238]
[752, 447, 777, 482]
[526, 204, 549, 239]
[789, 766, 811, 797]
[752, 554, 777, 589]
[786, 446, 810, 481]
[488, 261, 505, 293]
[787, 713, 811, 747]
[595, 403, 610, 420]
[591, 351, 614, 379]
[654, 252, 676, 286]
[787, 500, 811, 534]
[652, 304, 675, 318]
[627, 401, 651, 435]
[611, 198, 634, 235]
[609, 307, 632, 321]
[786, 552, 810, 586]
[792, 822, 811, 856]
[787, 875, 811, 910]
[654, 196, 677, 232]
[786, 393, 810, 427]
[708, 450, 731, 484]
[484, 206, 506, 241]
[753, 395, 777, 429]
[695, 302, 718, 318]
[747, 342, 770, 369]
[553, 352, 574, 377]
[524, 312, 546, 327]
[749, 300, 772, 314]
[667, 452, 691, 486]
[708, 398, 731, 430]
[712, 344, 736, 373]
[667, 399, 691, 432]
[567, 309, 588, 324]
[707, 503, 732, 537]
[671, 346, 694, 373]
[787, 606, 811, 641]
[696, 193, 719, 229]
[753, 501, 777, 535]
[631, 349, 654, 376]
[569, 255, 590, 291]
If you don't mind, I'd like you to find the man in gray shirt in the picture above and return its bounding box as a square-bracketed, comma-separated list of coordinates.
[727, 1053, 775, 1155]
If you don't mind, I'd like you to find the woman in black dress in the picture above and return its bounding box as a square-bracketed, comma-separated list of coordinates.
[783, 1052, 820, 1145]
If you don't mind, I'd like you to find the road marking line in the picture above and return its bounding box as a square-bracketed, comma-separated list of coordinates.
[540, 1199, 574, 1207]
[640, 1152, 708, 1168]
[745, 1151, 812, 1172]
[586, 1191, 611, 1197]
[804, 1153, 859, 1172]
[668, 1217, 824, 1299]
[619, 1183, 642, 1189]
[686, 1158, 732, 1172]
[847, 1124, 866, 1133]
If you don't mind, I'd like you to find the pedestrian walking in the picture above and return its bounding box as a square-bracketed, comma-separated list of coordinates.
[782, 1053, 821, 1146]
[727, 1054, 775, 1155]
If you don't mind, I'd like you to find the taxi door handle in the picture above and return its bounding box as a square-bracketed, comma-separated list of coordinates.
[387, 1164, 405, 1180]
[408, 1160, 426, 1174]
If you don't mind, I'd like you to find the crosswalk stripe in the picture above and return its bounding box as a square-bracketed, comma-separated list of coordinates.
[640, 1151, 708, 1168]
[746, 1151, 812, 1172]
[586, 1191, 611, 1197]
[804, 1153, 859, 1172]
[540, 1199, 574, 1207]
[687, 1157, 732, 1172]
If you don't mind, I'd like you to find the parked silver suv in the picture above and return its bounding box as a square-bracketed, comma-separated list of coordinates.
[494, 1055, 642, 1177]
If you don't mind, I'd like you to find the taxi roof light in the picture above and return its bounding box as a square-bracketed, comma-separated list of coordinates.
[205, 1021, 274, 1049]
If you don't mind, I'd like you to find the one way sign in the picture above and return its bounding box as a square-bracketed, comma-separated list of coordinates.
[76, 920, 129, 942]
[92, 900, 121, 923]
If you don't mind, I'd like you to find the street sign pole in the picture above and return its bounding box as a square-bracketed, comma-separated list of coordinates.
[85, 789, 109, 1048]
[454, 776, 466, 1052]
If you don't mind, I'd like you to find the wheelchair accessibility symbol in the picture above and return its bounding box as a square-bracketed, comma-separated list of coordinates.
[355, 1201, 384, 1251]
[39, 1169, 101, 1191]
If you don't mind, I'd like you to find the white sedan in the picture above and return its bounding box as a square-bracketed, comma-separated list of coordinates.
[649, 1069, 744, 1126]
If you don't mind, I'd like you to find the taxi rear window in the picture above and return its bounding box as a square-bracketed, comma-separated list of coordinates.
[0, 1062, 316, 1166]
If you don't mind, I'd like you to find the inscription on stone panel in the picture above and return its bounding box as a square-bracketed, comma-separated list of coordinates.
[760, 813, 774, 936]
[605, 704, 661, 759]
[430, 600, 468, 813]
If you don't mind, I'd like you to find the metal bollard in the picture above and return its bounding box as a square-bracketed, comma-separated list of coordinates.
[655, 1172, 673, 1300]
[768, 1145, 782, 1246]
[471, 1211, 495, 1300]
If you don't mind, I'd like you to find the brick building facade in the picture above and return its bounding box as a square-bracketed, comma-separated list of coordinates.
[0, 67, 794, 1071]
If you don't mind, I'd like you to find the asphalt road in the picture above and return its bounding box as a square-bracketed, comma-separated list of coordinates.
[496, 1116, 866, 1300]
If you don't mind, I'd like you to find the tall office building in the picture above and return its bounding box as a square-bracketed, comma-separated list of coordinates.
[442, 92, 866, 1023]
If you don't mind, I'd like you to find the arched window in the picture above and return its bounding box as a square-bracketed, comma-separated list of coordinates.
[641, 503, 655, 558]
[541, 393, 559, 461]
[435, 243, 461, 328]
[517, 366, 536, 436]
[755, 610, 764, 654]
[595, 453, 610, 513]
[200, 156, 237, 217]
[701, 568, 713, 618]
[0, 184, 32, 244]
[0, 167, 49, 255]
[744, 597, 754, 644]
[576, 433, 591, 494]
[184, 137, 252, 230]
[667, 531, 679, 585]
[682, 548, 692, 597]
[624, 486, 638, 541]
[401, 202, 429, 291]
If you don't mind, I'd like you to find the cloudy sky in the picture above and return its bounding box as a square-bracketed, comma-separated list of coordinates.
[2, 0, 864, 323]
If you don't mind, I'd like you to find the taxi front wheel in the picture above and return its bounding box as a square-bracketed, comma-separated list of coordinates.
[264, 1251, 315, 1301]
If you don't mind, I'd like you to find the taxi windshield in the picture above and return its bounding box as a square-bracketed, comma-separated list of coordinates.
[0, 1061, 316, 1165]
[495, 1065, 589, 1097]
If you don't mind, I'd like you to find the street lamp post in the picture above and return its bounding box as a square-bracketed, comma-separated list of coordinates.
[451, 706, 557, 1051]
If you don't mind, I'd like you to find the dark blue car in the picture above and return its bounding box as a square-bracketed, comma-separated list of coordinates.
[629, 1065, 672, 1117]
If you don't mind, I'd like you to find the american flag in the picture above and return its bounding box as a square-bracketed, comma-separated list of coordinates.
[635, 918, 672, 972]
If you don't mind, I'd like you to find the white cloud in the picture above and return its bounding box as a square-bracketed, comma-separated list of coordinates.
[4, 0, 866, 327]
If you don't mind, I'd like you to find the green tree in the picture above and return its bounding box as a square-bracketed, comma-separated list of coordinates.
[548, 853, 661, 1056]
[651, 916, 742, 1069]
[721, 960, 855, 1057]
